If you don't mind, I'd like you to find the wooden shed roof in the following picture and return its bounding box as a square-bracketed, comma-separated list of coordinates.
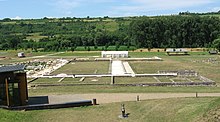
[0, 65, 25, 73]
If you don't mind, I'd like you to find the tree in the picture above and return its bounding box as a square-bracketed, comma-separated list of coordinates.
[3, 18, 11, 21]
[0, 15, 220, 51]
[115, 41, 120, 51]
[104, 44, 108, 51]
[213, 38, 220, 51]
[71, 47, 75, 52]
[87, 46, 91, 51]
[94, 45, 98, 50]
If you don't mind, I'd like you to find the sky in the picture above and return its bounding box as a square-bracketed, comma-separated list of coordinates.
[0, 0, 220, 19]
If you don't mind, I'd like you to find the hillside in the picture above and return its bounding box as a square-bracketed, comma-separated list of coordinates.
[0, 14, 220, 51]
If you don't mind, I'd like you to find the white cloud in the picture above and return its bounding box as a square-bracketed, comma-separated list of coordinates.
[108, 0, 214, 16]
[48, 0, 215, 17]
[50, 0, 82, 15]
[211, 7, 220, 12]
[55, 0, 79, 10]
[45, 16, 58, 19]
[130, 0, 213, 9]
[87, 0, 117, 3]
[11, 16, 22, 20]
[50, 0, 119, 15]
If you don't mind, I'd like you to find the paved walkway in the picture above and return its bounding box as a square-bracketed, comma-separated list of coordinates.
[123, 62, 135, 74]
[47, 93, 220, 104]
[111, 60, 125, 75]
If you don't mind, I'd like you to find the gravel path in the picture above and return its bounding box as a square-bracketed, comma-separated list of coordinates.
[48, 93, 220, 104]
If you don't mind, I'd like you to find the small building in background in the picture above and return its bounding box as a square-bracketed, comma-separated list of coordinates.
[0, 65, 28, 107]
[101, 51, 128, 58]
[166, 48, 189, 56]
[209, 50, 218, 55]
[18, 52, 25, 58]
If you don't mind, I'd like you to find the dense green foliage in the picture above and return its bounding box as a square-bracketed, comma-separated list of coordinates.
[0, 18, 131, 51]
[213, 38, 220, 51]
[1, 14, 220, 51]
[179, 10, 220, 16]
[129, 16, 220, 48]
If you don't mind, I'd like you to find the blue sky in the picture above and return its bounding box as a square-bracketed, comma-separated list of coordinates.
[0, 0, 220, 19]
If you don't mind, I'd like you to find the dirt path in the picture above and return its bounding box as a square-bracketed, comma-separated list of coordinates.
[48, 93, 220, 104]
[24, 52, 65, 59]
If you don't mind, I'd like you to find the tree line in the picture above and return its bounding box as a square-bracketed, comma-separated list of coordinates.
[129, 16, 220, 49]
[0, 15, 220, 51]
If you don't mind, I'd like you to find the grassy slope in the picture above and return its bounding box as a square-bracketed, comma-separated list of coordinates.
[29, 85, 220, 96]
[1, 97, 220, 122]
[1, 18, 131, 42]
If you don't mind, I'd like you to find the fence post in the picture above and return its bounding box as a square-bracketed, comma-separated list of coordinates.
[196, 92, 198, 98]
[137, 95, 140, 101]
[92, 99, 97, 105]
[111, 76, 115, 85]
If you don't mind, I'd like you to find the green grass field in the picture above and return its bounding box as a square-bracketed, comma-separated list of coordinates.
[51, 61, 109, 75]
[28, 85, 220, 96]
[0, 97, 219, 122]
[1, 50, 220, 121]
[0, 50, 54, 64]
[30, 77, 111, 85]
[26, 51, 220, 96]
[53, 51, 100, 57]
[129, 52, 220, 85]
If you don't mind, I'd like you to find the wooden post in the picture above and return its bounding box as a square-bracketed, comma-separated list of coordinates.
[5, 78, 10, 106]
[111, 76, 115, 85]
[92, 99, 97, 105]
[196, 92, 198, 98]
[17, 73, 28, 105]
[137, 95, 140, 101]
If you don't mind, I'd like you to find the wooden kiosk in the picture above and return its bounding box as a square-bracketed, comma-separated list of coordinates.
[0, 65, 28, 107]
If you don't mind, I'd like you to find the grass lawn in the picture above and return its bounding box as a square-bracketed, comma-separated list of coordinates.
[1, 97, 219, 122]
[0, 50, 53, 58]
[27, 51, 220, 95]
[51, 61, 109, 75]
[30, 77, 111, 85]
[129, 51, 166, 58]
[78, 77, 111, 84]
[129, 52, 220, 85]
[28, 85, 220, 96]
[1, 50, 220, 122]
[115, 77, 158, 84]
[54, 51, 100, 57]
[0, 50, 54, 64]
[157, 77, 174, 82]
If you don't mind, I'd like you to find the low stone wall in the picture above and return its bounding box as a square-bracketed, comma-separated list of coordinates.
[1, 100, 92, 111]
[115, 82, 216, 86]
